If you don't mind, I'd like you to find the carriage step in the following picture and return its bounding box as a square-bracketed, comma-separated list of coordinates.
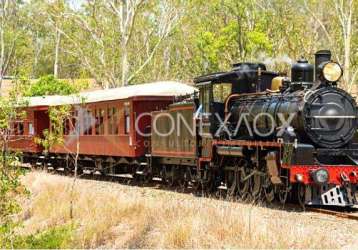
[217, 185, 228, 190]
[21, 163, 32, 169]
[83, 169, 92, 175]
[94, 171, 102, 175]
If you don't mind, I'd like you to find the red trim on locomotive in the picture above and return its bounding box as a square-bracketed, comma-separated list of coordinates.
[289, 165, 358, 185]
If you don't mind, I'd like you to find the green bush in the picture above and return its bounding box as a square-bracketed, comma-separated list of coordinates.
[25, 75, 78, 97]
[11, 224, 74, 249]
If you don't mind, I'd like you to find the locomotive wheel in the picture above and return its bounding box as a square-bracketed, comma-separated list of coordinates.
[277, 177, 290, 205]
[237, 168, 250, 200]
[297, 184, 306, 209]
[251, 173, 262, 202]
[263, 175, 275, 203]
[227, 169, 238, 198]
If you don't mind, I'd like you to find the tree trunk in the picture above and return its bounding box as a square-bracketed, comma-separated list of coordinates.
[0, 14, 5, 95]
[121, 44, 129, 86]
[70, 132, 80, 219]
[344, 1, 353, 91]
[54, 29, 61, 78]
[120, 0, 129, 87]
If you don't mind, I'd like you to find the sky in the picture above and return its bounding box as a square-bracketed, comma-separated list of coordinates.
[67, 0, 85, 11]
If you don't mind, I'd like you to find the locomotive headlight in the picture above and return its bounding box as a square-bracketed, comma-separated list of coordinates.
[322, 62, 343, 82]
[311, 168, 329, 184]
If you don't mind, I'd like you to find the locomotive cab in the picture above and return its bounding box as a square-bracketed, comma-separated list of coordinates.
[196, 81, 232, 135]
[194, 63, 278, 137]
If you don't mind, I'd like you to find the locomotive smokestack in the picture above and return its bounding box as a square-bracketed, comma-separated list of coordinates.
[315, 50, 331, 81]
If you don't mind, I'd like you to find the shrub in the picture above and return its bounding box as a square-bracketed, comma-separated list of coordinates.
[11, 224, 74, 249]
[25, 75, 78, 97]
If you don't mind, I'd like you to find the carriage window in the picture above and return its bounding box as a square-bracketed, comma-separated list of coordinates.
[213, 83, 232, 103]
[72, 111, 78, 134]
[64, 118, 70, 135]
[83, 109, 92, 135]
[29, 123, 34, 135]
[108, 108, 113, 135]
[95, 108, 105, 135]
[13, 122, 24, 135]
[125, 114, 130, 134]
[107, 107, 119, 135]
[113, 108, 118, 134]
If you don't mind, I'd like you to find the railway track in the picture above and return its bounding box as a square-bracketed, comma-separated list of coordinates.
[306, 207, 358, 221]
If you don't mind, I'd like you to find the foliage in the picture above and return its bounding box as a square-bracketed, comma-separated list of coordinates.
[25, 75, 78, 97]
[0, 81, 28, 248]
[1, 0, 357, 90]
[0, 162, 25, 248]
[10, 224, 74, 249]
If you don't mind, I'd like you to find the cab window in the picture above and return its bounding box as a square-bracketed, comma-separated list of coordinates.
[199, 84, 211, 113]
[213, 83, 232, 103]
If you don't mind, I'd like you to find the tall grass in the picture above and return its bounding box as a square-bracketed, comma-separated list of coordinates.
[17, 171, 358, 248]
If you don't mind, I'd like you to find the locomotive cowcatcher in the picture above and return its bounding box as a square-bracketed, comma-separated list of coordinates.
[11, 50, 358, 207]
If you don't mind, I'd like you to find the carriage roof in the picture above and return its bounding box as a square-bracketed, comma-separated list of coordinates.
[26, 81, 197, 107]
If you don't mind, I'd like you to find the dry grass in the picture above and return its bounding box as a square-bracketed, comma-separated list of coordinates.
[18, 171, 358, 248]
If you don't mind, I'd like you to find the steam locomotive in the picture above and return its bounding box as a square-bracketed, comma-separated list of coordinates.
[12, 50, 358, 207]
[189, 50, 358, 206]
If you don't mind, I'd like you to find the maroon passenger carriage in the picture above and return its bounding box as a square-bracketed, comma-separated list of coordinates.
[10, 81, 197, 175]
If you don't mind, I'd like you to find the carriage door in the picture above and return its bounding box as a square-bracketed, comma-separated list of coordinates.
[34, 110, 50, 138]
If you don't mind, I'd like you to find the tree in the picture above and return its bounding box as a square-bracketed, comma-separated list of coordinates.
[50, 0, 185, 87]
[107, 0, 144, 86]
[304, 0, 358, 91]
[0, 0, 26, 91]
[0, 80, 27, 248]
[24, 75, 79, 97]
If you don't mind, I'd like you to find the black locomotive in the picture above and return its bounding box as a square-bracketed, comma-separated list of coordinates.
[190, 50, 358, 206]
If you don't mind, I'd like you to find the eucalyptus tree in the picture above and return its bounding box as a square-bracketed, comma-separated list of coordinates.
[304, 0, 358, 91]
[0, 0, 30, 91]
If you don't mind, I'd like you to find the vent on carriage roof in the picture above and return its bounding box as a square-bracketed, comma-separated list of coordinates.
[26, 81, 197, 107]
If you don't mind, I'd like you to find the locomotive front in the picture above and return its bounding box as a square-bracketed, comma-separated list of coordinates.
[226, 50, 358, 206]
[303, 86, 357, 149]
